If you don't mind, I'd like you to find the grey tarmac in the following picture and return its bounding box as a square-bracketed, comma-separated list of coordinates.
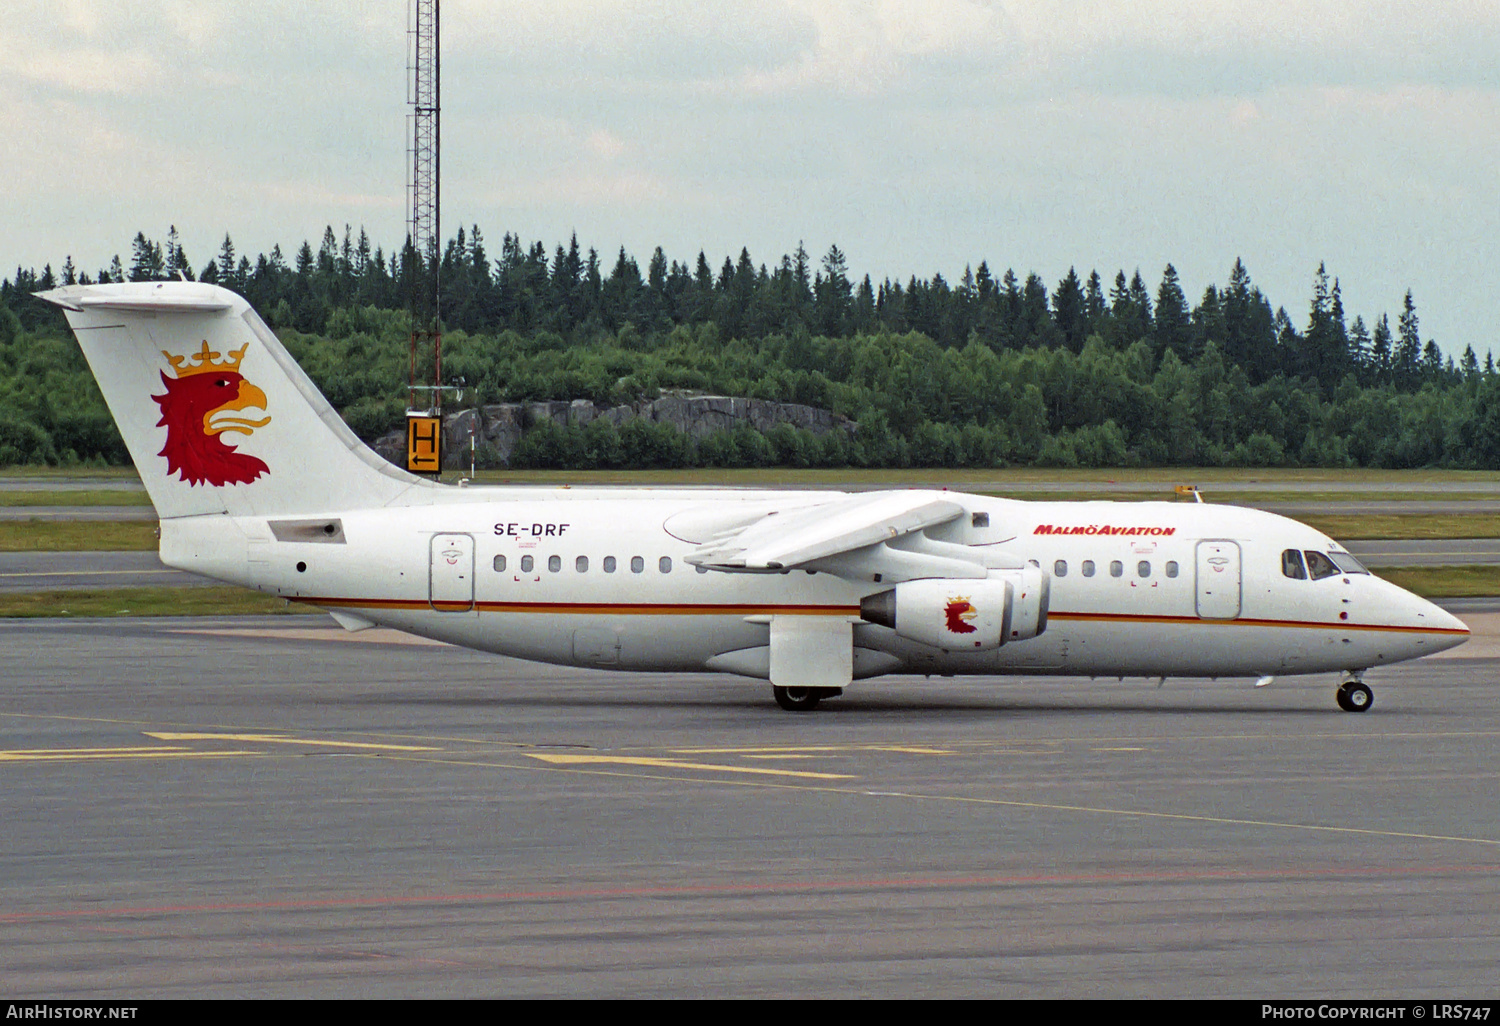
[1344, 539, 1500, 567]
[0, 551, 203, 592]
[0, 506, 157, 521]
[0, 478, 145, 492]
[0, 612, 1496, 998]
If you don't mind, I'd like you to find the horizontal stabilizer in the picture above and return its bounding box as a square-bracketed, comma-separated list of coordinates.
[41, 284, 235, 314]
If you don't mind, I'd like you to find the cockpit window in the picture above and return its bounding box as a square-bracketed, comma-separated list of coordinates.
[1281, 549, 1307, 580]
[1327, 551, 1370, 575]
[1304, 550, 1340, 581]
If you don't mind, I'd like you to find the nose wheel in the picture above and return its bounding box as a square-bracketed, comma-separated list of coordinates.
[1336, 679, 1373, 712]
[772, 686, 842, 712]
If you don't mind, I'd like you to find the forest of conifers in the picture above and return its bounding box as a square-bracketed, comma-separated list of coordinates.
[4, 224, 1500, 470]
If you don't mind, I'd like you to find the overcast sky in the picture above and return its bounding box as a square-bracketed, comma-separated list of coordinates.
[5, 1, 1497, 355]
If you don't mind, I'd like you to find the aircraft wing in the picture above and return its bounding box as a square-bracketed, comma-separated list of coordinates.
[685, 491, 984, 580]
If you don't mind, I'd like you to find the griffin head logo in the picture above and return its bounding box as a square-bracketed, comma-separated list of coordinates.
[944, 596, 978, 634]
[152, 341, 271, 486]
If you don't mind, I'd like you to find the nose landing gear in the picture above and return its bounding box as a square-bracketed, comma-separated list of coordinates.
[1336, 674, 1373, 713]
[772, 686, 843, 712]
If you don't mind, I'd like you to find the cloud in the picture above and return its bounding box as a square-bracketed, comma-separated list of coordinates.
[3, 1, 1498, 354]
[444, 0, 814, 81]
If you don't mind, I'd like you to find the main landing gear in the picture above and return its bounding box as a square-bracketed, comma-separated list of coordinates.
[772, 686, 843, 712]
[1336, 674, 1373, 713]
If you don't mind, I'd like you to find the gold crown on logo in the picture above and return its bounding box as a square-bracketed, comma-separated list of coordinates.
[162, 341, 248, 377]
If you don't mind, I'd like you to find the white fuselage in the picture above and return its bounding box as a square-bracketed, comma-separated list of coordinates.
[160, 488, 1469, 683]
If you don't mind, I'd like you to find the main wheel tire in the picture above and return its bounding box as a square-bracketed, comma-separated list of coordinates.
[1336, 680, 1373, 712]
[773, 685, 823, 712]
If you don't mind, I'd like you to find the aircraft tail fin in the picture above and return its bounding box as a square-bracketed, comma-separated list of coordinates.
[40, 281, 428, 519]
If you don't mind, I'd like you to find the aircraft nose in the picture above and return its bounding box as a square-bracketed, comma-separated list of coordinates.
[1412, 595, 1469, 653]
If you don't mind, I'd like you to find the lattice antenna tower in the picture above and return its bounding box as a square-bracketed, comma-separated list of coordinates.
[407, 0, 441, 414]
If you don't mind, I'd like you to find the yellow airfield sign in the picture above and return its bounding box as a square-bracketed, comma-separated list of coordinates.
[407, 415, 442, 473]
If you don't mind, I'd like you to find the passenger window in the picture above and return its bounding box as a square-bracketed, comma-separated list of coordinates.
[1282, 549, 1307, 580]
[1054, 560, 1067, 577]
[1110, 560, 1123, 578]
[604, 556, 616, 573]
[1082, 560, 1095, 577]
[576, 556, 588, 573]
[1165, 560, 1179, 578]
[548, 555, 561, 573]
[659, 556, 673, 573]
[520, 555, 534, 573]
[493, 554, 506, 572]
[1138, 560, 1151, 578]
[630, 556, 644, 574]
[1305, 550, 1340, 581]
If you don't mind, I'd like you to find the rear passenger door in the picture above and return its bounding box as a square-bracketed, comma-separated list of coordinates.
[430, 532, 475, 612]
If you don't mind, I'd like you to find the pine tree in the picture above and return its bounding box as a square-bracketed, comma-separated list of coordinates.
[1422, 340, 1443, 381]
[1154, 264, 1192, 360]
[1222, 259, 1276, 383]
[1396, 290, 1422, 389]
[1051, 268, 1086, 351]
[1348, 315, 1371, 378]
[816, 244, 851, 335]
[355, 227, 372, 279]
[646, 246, 669, 329]
[792, 242, 812, 318]
[317, 227, 338, 277]
[1370, 314, 1393, 383]
[128, 232, 164, 281]
[165, 226, 181, 278]
[217, 234, 239, 290]
[1084, 270, 1106, 330]
[1304, 262, 1349, 384]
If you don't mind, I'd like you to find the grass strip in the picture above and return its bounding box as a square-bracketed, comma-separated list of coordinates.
[1368, 565, 1500, 599]
[0, 586, 322, 619]
[0, 467, 140, 481]
[0, 490, 152, 507]
[1299, 514, 1500, 540]
[0, 520, 158, 552]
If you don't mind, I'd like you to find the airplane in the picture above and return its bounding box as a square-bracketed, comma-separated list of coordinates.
[40, 280, 1469, 712]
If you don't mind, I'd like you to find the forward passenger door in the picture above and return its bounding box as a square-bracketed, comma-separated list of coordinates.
[1195, 540, 1242, 620]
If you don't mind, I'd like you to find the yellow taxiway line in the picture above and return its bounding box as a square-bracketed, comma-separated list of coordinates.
[0, 746, 257, 762]
[525, 752, 855, 780]
[144, 732, 440, 752]
[670, 745, 954, 756]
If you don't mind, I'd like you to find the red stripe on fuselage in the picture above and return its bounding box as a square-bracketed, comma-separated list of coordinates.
[295, 597, 1467, 635]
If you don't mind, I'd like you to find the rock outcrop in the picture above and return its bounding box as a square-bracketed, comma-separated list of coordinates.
[370, 393, 855, 469]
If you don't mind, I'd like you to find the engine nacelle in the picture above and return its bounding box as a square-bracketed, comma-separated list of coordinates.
[860, 566, 1049, 651]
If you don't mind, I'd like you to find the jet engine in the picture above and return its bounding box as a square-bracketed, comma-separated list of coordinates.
[859, 566, 1049, 651]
